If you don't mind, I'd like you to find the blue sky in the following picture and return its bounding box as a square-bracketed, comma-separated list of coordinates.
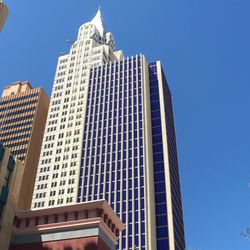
[1, 1, 250, 249]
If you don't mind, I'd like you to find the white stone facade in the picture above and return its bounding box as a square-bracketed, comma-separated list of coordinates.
[31, 9, 124, 209]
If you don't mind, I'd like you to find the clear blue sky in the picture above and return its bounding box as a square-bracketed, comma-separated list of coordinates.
[1, 1, 250, 249]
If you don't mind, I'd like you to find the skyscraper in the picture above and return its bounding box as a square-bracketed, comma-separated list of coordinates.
[0, 81, 49, 209]
[0, 0, 8, 32]
[32, 8, 123, 210]
[31, 9, 185, 250]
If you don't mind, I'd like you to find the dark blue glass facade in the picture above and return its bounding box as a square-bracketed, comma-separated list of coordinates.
[149, 62, 185, 250]
[78, 57, 185, 250]
[78, 56, 146, 250]
[149, 62, 169, 250]
[160, 68, 185, 250]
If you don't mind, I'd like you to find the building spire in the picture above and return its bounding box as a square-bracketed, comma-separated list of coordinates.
[91, 7, 105, 38]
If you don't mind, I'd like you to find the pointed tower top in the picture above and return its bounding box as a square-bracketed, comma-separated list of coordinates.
[91, 7, 105, 38]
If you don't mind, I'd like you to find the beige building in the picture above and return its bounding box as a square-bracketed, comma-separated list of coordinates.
[0, 144, 24, 250]
[0, 0, 8, 32]
[0, 81, 49, 209]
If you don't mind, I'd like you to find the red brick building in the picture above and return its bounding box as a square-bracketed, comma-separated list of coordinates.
[9, 200, 124, 250]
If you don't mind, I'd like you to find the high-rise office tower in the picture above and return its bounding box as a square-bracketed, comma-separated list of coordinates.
[32, 9, 185, 250]
[0, 0, 8, 32]
[0, 81, 49, 209]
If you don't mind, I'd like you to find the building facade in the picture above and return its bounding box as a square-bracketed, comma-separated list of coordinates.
[10, 200, 123, 250]
[32, 8, 123, 210]
[0, 81, 49, 209]
[0, 0, 8, 32]
[31, 9, 185, 250]
[0, 144, 24, 250]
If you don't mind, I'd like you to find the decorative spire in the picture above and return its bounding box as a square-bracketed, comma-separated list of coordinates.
[90, 7, 105, 38]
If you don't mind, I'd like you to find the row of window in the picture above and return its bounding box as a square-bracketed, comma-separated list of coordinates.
[53, 170, 76, 178]
[0, 92, 39, 105]
[0, 133, 30, 142]
[11, 148, 27, 156]
[3, 140, 29, 148]
[0, 106, 36, 119]
[0, 120, 33, 132]
[0, 126, 31, 137]
[0, 115, 34, 125]
[0, 99, 38, 112]
[33, 195, 74, 208]
[92, 57, 141, 74]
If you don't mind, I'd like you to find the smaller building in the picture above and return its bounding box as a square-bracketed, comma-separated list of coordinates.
[0, 0, 8, 32]
[0, 81, 49, 210]
[0, 144, 25, 250]
[10, 200, 124, 250]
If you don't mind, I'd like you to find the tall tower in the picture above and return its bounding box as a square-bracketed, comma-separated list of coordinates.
[0, 81, 49, 209]
[32, 8, 123, 210]
[32, 9, 185, 250]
